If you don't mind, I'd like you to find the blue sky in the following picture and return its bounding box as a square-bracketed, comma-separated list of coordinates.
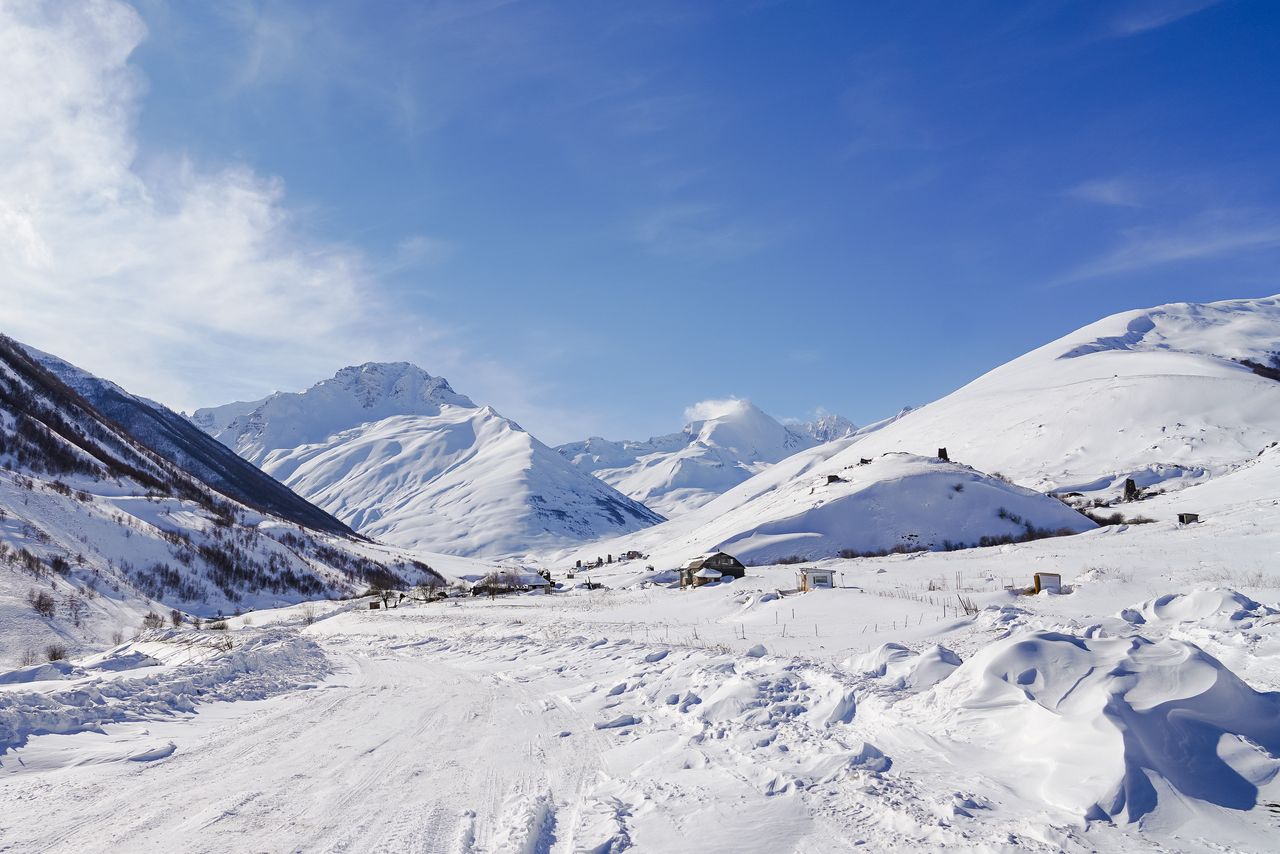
[3, 0, 1279, 443]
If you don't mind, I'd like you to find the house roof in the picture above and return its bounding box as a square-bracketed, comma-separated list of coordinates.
[692, 567, 722, 579]
[681, 551, 741, 570]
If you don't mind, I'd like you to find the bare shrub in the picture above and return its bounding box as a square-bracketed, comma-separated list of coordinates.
[45, 644, 68, 662]
[299, 603, 318, 626]
[27, 588, 56, 618]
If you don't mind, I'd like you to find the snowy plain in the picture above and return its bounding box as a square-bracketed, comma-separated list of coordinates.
[4, 480, 1279, 852]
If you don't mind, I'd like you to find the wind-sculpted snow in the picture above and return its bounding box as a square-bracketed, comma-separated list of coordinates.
[0, 629, 327, 756]
[1119, 588, 1279, 630]
[915, 630, 1280, 824]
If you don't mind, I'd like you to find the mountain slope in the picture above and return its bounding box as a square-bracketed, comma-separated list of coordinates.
[554, 450, 1095, 568]
[838, 296, 1280, 498]
[194, 363, 663, 557]
[29, 348, 353, 536]
[558, 400, 848, 517]
[0, 336, 442, 666]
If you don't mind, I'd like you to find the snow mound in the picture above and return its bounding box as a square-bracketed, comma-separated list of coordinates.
[919, 630, 1280, 823]
[1120, 588, 1279, 630]
[0, 629, 328, 755]
[844, 642, 962, 690]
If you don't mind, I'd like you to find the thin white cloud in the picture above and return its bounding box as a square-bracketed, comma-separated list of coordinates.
[633, 204, 775, 261]
[1107, 0, 1225, 37]
[683, 397, 750, 423]
[1066, 178, 1143, 208]
[1054, 212, 1280, 284]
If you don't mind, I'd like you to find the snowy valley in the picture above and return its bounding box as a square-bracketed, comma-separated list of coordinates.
[3, 296, 1280, 853]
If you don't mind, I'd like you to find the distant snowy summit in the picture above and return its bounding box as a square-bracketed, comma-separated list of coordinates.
[795, 413, 858, 443]
[557, 399, 857, 517]
[194, 362, 663, 557]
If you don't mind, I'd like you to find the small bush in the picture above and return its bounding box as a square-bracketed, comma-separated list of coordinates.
[206, 620, 229, 631]
[45, 644, 68, 662]
[27, 589, 56, 618]
[140, 612, 165, 630]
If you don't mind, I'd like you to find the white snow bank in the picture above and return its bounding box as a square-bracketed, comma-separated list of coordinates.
[843, 642, 962, 690]
[916, 630, 1280, 823]
[1119, 588, 1279, 630]
[0, 629, 328, 755]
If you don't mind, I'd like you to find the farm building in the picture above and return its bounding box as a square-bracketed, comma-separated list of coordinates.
[797, 567, 835, 591]
[679, 552, 745, 588]
[1032, 572, 1061, 594]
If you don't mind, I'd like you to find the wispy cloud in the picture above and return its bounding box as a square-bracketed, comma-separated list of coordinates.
[0, 1, 499, 422]
[1107, 0, 1225, 37]
[1066, 178, 1143, 208]
[683, 397, 750, 423]
[1053, 211, 1280, 283]
[633, 204, 777, 261]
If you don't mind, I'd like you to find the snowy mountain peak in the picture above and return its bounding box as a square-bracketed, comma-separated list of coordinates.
[326, 362, 475, 412]
[194, 365, 660, 556]
[795, 413, 858, 443]
[684, 399, 812, 462]
[559, 399, 844, 518]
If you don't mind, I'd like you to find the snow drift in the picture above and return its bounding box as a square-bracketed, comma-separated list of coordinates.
[917, 630, 1280, 823]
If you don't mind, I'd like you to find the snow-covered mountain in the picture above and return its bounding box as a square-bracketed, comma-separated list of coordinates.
[30, 347, 352, 536]
[795, 413, 858, 443]
[838, 296, 1280, 499]
[0, 336, 442, 666]
[194, 363, 663, 557]
[555, 448, 1095, 568]
[557, 400, 850, 517]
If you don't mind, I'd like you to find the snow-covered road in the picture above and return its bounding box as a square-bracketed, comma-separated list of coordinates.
[0, 639, 606, 853]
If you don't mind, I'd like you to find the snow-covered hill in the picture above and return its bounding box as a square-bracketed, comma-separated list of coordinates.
[554, 451, 1095, 569]
[836, 296, 1280, 499]
[557, 400, 852, 517]
[0, 337, 445, 667]
[194, 363, 663, 557]
[29, 347, 353, 536]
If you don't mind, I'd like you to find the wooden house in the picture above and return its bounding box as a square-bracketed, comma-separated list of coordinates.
[679, 551, 745, 588]
[1177, 512, 1200, 525]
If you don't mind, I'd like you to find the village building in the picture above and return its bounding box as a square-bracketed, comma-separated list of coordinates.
[797, 567, 835, 591]
[1032, 572, 1062, 594]
[679, 551, 745, 588]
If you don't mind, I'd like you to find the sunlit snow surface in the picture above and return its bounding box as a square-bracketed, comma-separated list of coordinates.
[3, 479, 1279, 852]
